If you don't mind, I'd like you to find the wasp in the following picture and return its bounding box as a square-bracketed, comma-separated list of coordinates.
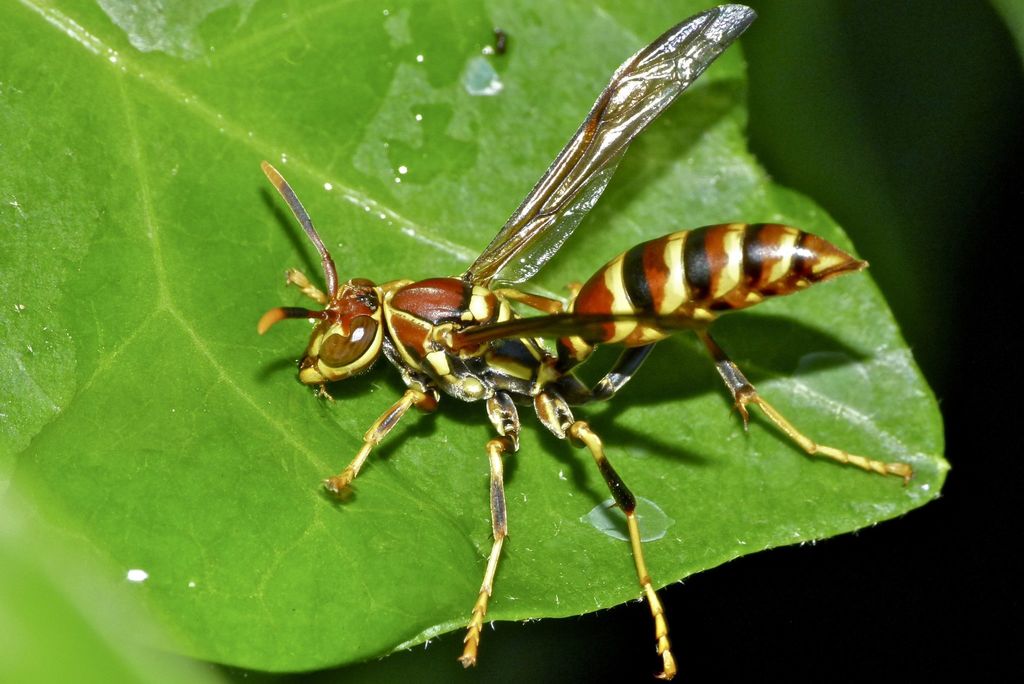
[257, 5, 911, 679]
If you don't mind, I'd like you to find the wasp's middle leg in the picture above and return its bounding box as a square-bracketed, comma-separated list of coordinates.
[460, 392, 520, 668]
[534, 390, 676, 680]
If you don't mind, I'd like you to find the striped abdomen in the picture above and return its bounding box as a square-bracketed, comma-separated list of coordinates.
[566, 223, 866, 348]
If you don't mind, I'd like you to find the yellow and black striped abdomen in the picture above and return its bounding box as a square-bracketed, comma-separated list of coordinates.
[569, 223, 866, 347]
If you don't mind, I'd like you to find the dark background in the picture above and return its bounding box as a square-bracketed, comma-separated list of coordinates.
[224, 2, 1022, 681]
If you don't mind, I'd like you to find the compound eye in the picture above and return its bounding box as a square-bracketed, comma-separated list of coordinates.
[318, 317, 379, 368]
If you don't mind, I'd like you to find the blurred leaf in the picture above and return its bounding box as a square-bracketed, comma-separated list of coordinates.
[0, 494, 222, 684]
[1, 0, 945, 673]
[993, 0, 1024, 61]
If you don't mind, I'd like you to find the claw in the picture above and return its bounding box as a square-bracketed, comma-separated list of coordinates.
[323, 467, 356, 494]
[891, 462, 914, 485]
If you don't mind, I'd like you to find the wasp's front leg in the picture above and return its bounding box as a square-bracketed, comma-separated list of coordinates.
[323, 387, 439, 494]
[285, 268, 329, 304]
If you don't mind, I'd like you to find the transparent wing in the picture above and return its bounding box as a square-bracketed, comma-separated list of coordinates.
[463, 4, 756, 286]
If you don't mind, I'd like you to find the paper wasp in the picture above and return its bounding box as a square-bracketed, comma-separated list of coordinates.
[257, 4, 911, 679]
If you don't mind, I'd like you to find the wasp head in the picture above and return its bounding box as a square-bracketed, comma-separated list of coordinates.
[304, 281, 382, 383]
[257, 162, 384, 385]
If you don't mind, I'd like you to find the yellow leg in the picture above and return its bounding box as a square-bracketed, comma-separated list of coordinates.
[460, 437, 510, 667]
[627, 514, 675, 681]
[569, 421, 677, 680]
[323, 388, 437, 493]
[740, 390, 912, 482]
[697, 330, 912, 483]
[495, 287, 565, 314]
[286, 268, 328, 304]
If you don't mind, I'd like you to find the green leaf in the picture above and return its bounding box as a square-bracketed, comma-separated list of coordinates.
[993, 0, 1024, 62]
[1, 0, 946, 673]
[0, 494, 223, 684]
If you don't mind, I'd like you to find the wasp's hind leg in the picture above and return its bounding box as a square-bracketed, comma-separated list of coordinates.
[590, 344, 657, 401]
[494, 287, 565, 314]
[696, 329, 912, 482]
[460, 392, 519, 668]
[534, 390, 676, 680]
[553, 345, 656, 405]
[322, 387, 438, 494]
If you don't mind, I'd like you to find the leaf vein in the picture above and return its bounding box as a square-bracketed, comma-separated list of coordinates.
[17, 0, 479, 266]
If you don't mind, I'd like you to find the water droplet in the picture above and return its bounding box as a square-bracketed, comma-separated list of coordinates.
[582, 497, 673, 542]
[463, 56, 503, 96]
[126, 568, 149, 583]
[323, 182, 333, 191]
[398, 165, 408, 175]
[414, 113, 423, 122]
[796, 351, 857, 374]
[280, 153, 288, 164]
[415, 53, 424, 63]
[98, 0, 254, 60]
[187, 580, 197, 588]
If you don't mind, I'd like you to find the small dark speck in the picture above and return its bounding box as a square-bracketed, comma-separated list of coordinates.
[494, 28, 508, 55]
